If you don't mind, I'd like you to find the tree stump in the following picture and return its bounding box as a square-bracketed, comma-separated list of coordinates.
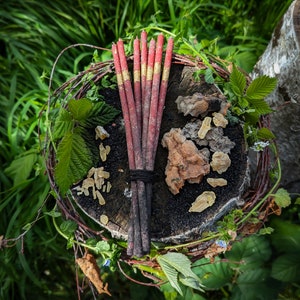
[251, 0, 300, 193]
[72, 64, 249, 244]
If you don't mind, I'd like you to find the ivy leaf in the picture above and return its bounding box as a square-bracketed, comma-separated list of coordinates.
[53, 109, 73, 140]
[246, 75, 277, 99]
[55, 130, 93, 194]
[273, 188, 291, 208]
[157, 252, 202, 295]
[81, 101, 120, 129]
[271, 253, 300, 282]
[230, 65, 246, 96]
[68, 98, 93, 120]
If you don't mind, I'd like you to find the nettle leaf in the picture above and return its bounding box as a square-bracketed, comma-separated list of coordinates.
[157, 252, 202, 295]
[55, 130, 93, 195]
[193, 258, 233, 289]
[246, 75, 277, 99]
[158, 256, 182, 295]
[273, 188, 291, 208]
[81, 101, 120, 129]
[247, 98, 273, 115]
[53, 109, 73, 140]
[257, 127, 275, 140]
[233, 268, 277, 300]
[225, 236, 272, 271]
[230, 65, 246, 96]
[204, 68, 214, 84]
[271, 218, 300, 252]
[271, 253, 300, 282]
[68, 98, 93, 120]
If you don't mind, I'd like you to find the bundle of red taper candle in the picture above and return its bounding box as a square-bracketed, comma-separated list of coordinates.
[112, 32, 174, 257]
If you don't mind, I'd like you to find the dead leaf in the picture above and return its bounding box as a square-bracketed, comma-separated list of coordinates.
[76, 253, 111, 296]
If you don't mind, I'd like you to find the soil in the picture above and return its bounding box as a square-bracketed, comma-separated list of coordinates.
[71, 64, 249, 244]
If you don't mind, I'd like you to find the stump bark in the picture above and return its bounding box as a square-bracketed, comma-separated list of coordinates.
[72, 64, 249, 244]
[251, 0, 300, 192]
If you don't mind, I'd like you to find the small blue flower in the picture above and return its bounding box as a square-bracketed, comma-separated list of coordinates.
[215, 240, 227, 248]
[103, 259, 111, 267]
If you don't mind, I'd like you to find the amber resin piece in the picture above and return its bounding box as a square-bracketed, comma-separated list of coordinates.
[189, 191, 216, 213]
[162, 128, 210, 195]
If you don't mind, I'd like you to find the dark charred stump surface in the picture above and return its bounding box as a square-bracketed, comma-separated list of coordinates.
[71, 64, 249, 244]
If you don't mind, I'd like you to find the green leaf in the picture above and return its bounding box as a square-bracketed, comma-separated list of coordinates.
[157, 252, 202, 295]
[225, 236, 272, 271]
[271, 253, 300, 282]
[44, 209, 62, 218]
[157, 256, 182, 295]
[68, 98, 93, 120]
[55, 131, 93, 194]
[233, 268, 277, 300]
[270, 218, 300, 252]
[60, 220, 77, 238]
[95, 240, 111, 252]
[5, 150, 37, 186]
[246, 76, 277, 99]
[53, 108, 73, 140]
[80, 101, 120, 128]
[204, 68, 214, 84]
[247, 98, 273, 115]
[193, 258, 233, 289]
[230, 65, 246, 96]
[273, 188, 291, 208]
[257, 127, 275, 140]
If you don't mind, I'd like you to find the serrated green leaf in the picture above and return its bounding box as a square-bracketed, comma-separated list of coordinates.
[230, 65, 246, 96]
[68, 98, 93, 120]
[271, 253, 300, 282]
[81, 101, 120, 128]
[157, 256, 182, 295]
[158, 253, 199, 281]
[204, 68, 214, 84]
[246, 75, 277, 99]
[225, 236, 272, 271]
[247, 98, 272, 115]
[95, 240, 110, 252]
[273, 188, 291, 208]
[233, 268, 277, 300]
[271, 218, 300, 252]
[55, 131, 93, 194]
[258, 227, 274, 235]
[257, 127, 275, 140]
[193, 258, 233, 289]
[179, 274, 204, 292]
[53, 109, 73, 140]
[60, 220, 77, 238]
